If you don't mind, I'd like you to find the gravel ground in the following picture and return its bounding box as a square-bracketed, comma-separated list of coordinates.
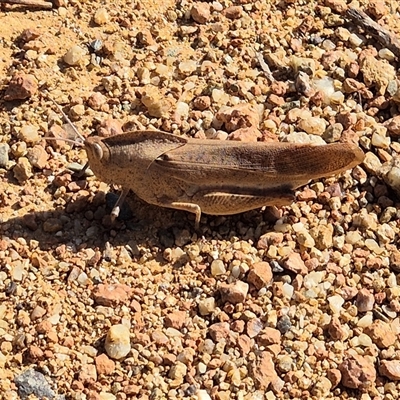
[1, 0, 400, 399]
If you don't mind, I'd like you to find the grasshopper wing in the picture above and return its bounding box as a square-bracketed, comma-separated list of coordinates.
[154, 140, 364, 190]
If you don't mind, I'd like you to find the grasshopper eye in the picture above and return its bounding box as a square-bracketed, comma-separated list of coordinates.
[93, 143, 104, 160]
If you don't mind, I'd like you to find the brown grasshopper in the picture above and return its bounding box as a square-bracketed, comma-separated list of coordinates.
[48, 99, 364, 228]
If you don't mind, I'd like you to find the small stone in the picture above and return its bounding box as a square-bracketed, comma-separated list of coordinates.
[78, 364, 97, 384]
[257, 327, 281, 346]
[247, 262, 273, 290]
[282, 252, 307, 274]
[360, 55, 396, 95]
[87, 92, 108, 110]
[27, 145, 48, 169]
[384, 116, 400, 137]
[64, 45, 87, 66]
[13, 157, 33, 183]
[191, 3, 211, 24]
[19, 28, 41, 43]
[196, 390, 212, 400]
[216, 104, 260, 132]
[97, 119, 123, 137]
[364, 320, 396, 348]
[0, 144, 10, 168]
[328, 295, 345, 314]
[208, 322, 230, 341]
[193, 96, 211, 110]
[4, 73, 38, 101]
[169, 362, 187, 387]
[298, 117, 326, 135]
[345, 231, 362, 245]
[327, 368, 342, 389]
[15, 369, 55, 399]
[222, 5, 243, 19]
[219, 281, 249, 304]
[327, 316, 348, 340]
[95, 354, 115, 375]
[355, 288, 375, 312]
[312, 376, 332, 396]
[164, 311, 186, 330]
[379, 360, 400, 380]
[70, 104, 85, 118]
[251, 351, 278, 390]
[104, 324, 131, 359]
[210, 259, 226, 276]
[246, 318, 263, 338]
[198, 297, 216, 316]
[93, 284, 132, 307]
[228, 127, 262, 142]
[339, 354, 376, 389]
[94, 8, 110, 25]
[18, 125, 40, 144]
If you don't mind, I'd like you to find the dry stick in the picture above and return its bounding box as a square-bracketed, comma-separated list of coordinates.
[0, 0, 52, 8]
[345, 7, 400, 59]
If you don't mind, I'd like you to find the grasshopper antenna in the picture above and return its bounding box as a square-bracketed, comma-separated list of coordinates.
[45, 92, 86, 143]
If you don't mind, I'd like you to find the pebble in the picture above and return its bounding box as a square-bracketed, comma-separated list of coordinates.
[298, 117, 326, 135]
[15, 369, 55, 399]
[97, 118, 123, 137]
[222, 5, 243, 20]
[191, 3, 211, 24]
[198, 297, 216, 316]
[251, 351, 278, 389]
[327, 295, 345, 314]
[27, 145, 48, 169]
[4, 73, 38, 101]
[164, 310, 186, 330]
[355, 288, 375, 312]
[216, 104, 260, 132]
[364, 320, 396, 348]
[13, 157, 33, 183]
[93, 284, 132, 306]
[379, 360, 400, 380]
[247, 262, 273, 290]
[64, 45, 87, 66]
[339, 354, 376, 389]
[104, 324, 131, 359]
[18, 125, 40, 144]
[94, 8, 110, 25]
[219, 281, 249, 304]
[0, 143, 10, 168]
[210, 259, 226, 276]
[95, 354, 115, 375]
[282, 252, 307, 274]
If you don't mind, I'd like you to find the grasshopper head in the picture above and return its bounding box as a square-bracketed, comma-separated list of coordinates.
[84, 137, 111, 178]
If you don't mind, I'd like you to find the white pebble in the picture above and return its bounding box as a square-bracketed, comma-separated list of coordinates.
[357, 313, 373, 328]
[104, 324, 131, 359]
[196, 390, 212, 400]
[327, 295, 344, 314]
[211, 259, 226, 276]
[198, 298, 216, 316]
[379, 48, 395, 62]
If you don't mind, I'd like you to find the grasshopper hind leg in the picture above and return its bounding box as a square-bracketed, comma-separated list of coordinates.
[192, 185, 296, 216]
[169, 202, 202, 229]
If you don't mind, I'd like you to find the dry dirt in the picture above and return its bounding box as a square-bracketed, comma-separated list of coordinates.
[1, 0, 400, 399]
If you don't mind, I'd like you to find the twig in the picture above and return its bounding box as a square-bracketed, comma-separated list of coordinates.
[0, 0, 52, 9]
[255, 52, 275, 83]
[345, 7, 400, 59]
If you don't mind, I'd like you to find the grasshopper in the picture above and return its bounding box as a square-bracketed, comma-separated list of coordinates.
[48, 99, 364, 228]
